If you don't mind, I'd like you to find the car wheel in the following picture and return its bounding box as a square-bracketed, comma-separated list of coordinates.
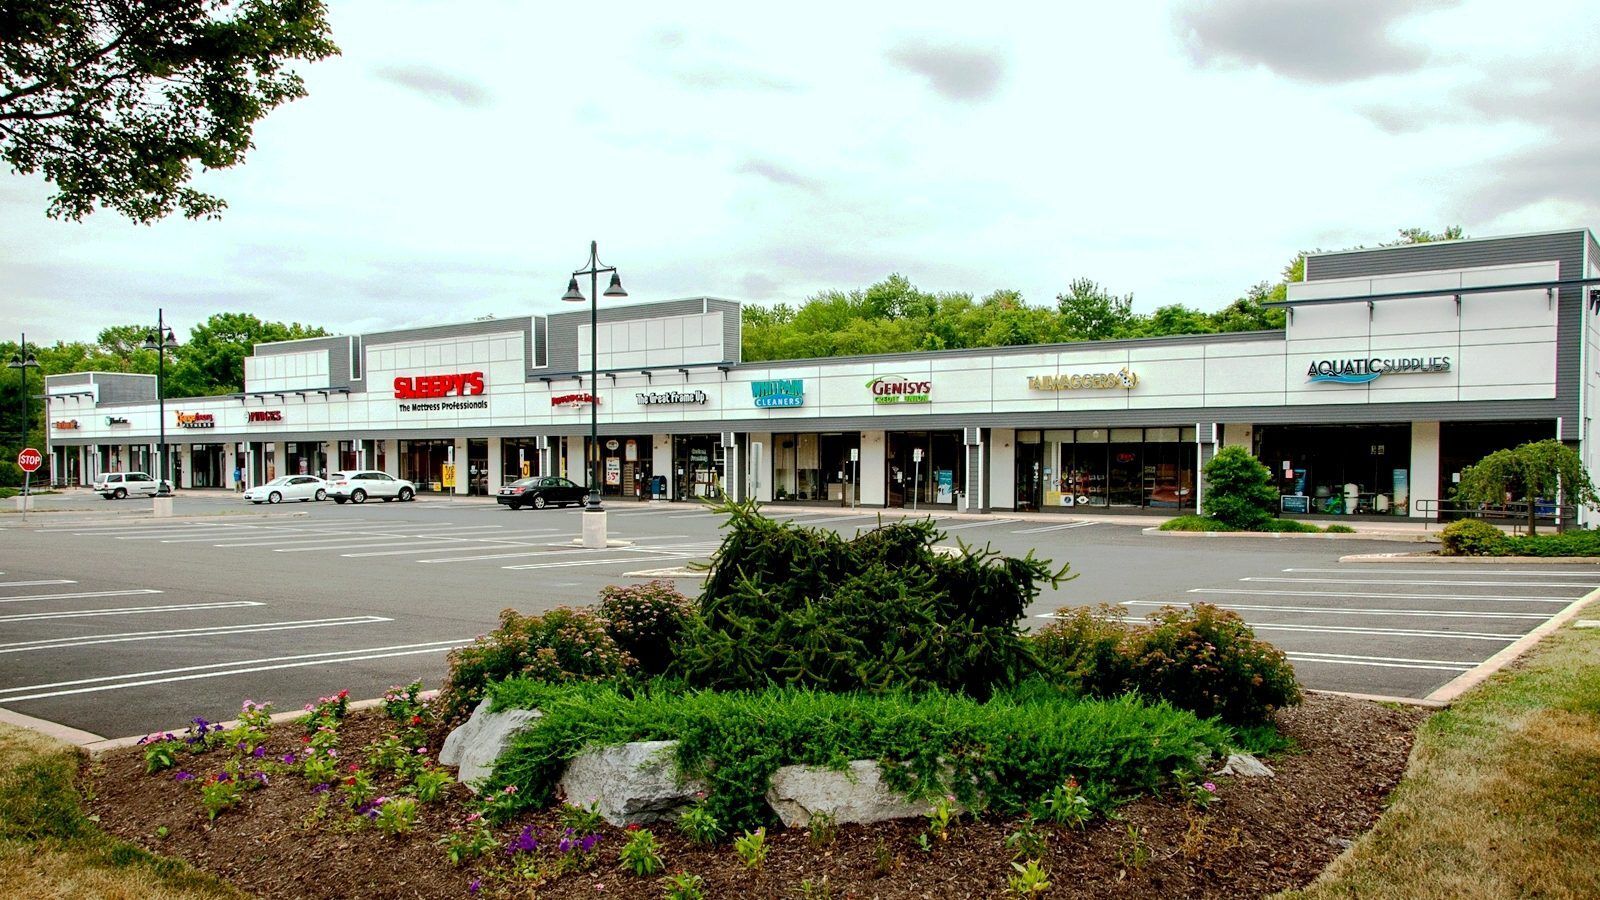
[314, 489, 326, 502]
[398, 487, 415, 502]
[533, 494, 547, 509]
[268, 491, 282, 504]
[113, 487, 127, 500]
[333, 497, 347, 505]
[351, 489, 366, 504]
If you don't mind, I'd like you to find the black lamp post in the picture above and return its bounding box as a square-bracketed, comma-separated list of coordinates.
[8, 332, 40, 451]
[561, 241, 628, 510]
[141, 310, 179, 492]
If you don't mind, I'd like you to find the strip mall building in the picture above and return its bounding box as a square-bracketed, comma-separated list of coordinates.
[42, 230, 1600, 520]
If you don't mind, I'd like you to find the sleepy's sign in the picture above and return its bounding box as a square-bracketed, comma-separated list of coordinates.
[394, 372, 485, 400]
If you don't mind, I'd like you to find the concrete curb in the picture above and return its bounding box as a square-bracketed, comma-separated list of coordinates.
[0, 705, 106, 745]
[1424, 586, 1600, 704]
[1304, 688, 1446, 709]
[1144, 527, 1438, 543]
[1340, 552, 1600, 564]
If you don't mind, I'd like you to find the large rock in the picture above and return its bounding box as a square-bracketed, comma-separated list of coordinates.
[766, 760, 952, 827]
[1215, 753, 1275, 778]
[439, 697, 543, 791]
[557, 740, 707, 826]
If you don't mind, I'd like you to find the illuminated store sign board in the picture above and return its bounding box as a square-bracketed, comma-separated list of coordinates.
[52, 419, 80, 430]
[247, 410, 284, 422]
[552, 393, 599, 407]
[393, 372, 485, 400]
[175, 412, 215, 429]
[1028, 368, 1139, 391]
[868, 375, 931, 404]
[752, 379, 804, 408]
[1307, 356, 1451, 385]
[637, 390, 708, 406]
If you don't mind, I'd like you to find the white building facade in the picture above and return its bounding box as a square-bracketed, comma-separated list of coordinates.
[42, 230, 1600, 520]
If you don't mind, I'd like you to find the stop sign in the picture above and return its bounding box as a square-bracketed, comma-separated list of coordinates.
[16, 448, 42, 473]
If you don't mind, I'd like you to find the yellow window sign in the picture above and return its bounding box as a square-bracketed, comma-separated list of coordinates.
[441, 463, 456, 488]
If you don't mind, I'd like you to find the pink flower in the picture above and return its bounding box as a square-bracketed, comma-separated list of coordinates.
[502, 785, 518, 795]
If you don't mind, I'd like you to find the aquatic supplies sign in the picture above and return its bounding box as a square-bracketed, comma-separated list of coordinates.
[636, 390, 707, 406]
[1307, 356, 1451, 385]
[1028, 368, 1139, 391]
[752, 379, 804, 408]
[868, 375, 931, 404]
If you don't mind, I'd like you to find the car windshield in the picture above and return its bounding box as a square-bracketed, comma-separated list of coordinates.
[266, 477, 292, 485]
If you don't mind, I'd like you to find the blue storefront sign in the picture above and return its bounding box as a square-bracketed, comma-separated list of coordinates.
[752, 379, 805, 408]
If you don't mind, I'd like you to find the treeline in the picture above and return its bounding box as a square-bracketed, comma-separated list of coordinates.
[742, 227, 1466, 362]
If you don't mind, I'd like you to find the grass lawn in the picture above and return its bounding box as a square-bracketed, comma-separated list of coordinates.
[0, 722, 240, 899]
[1282, 600, 1600, 900]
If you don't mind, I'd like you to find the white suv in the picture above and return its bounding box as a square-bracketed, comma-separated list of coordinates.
[93, 472, 171, 499]
[327, 470, 416, 504]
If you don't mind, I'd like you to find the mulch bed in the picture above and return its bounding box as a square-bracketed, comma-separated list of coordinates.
[89, 692, 1424, 899]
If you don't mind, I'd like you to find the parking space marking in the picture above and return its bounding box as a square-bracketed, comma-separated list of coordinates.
[0, 589, 162, 605]
[0, 580, 78, 588]
[210, 532, 414, 547]
[1284, 651, 1477, 672]
[1013, 521, 1095, 534]
[786, 514, 880, 526]
[0, 601, 264, 623]
[1243, 576, 1598, 589]
[1227, 622, 1520, 642]
[1188, 588, 1575, 604]
[1124, 600, 1550, 620]
[0, 616, 393, 654]
[501, 554, 694, 571]
[1283, 567, 1600, 577]
[939, 518, 1021, 532]
[0, 639, 469, 704]
[284, 530, 562, 554]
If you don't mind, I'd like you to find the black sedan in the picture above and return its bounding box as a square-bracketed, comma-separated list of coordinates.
[497, 476, 587, 509]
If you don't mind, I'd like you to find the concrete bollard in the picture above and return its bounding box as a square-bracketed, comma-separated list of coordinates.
[152, 496, 174, 518]
[581, 508, 608, 549]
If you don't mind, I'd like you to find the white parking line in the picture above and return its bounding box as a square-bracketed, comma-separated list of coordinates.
[0, 639, 469, 703]
[0, 589, 162, 605]
[281, 530, 562, 554]
[1284, 651, 1476, 672]
[1244, 576, 1597, 589]
[1230, 622, 1520, 641]
[1123, 600, 1550, 620]
[210, 532, 412, 547]
[0, 580, 78, 588]
[0, 601, 264, 623]
[940, 519, 1021, 532]
[1188, 588, 1574, 604]
[788, 514, 879, 526]
[0, 616, 393, 654]
[1013, 521, 1095, 534]
[502, 554, 693, 571]
[1285, 567, 1600, 577]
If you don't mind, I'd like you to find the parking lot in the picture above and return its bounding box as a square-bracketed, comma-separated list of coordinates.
[2, 494, 1594, 738]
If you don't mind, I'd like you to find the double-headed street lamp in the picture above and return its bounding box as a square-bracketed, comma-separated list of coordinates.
[561, 241, 628, 511]
[8, 333, 40, 452]
[142, 310, 179, 492]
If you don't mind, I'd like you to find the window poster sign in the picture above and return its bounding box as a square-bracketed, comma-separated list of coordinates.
[605, 457, 622, 485]
[625, 440, 638, 462]
[936, 469, 954, 503]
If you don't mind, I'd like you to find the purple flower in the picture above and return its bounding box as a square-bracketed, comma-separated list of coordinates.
[558, 835, 575, 853]
[311, 783, 331, 794]
[173, 771, 195, 782]
[579, 833, 601, 853]
[1202, 781, 1217, 793]
[251, 746, 266, 759]
[253, 772, 270, 786]
[280, 753, 297, 765]
[215, 771, 231, 783]
[507, 825, 539, 855]
[467, 879, 481, 895]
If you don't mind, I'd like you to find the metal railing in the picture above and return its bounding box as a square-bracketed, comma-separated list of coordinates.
[1412, 499, 1579, 533]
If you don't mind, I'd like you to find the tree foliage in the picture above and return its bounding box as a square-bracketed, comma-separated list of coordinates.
[0, 0, 339, 222]
[1201, 446, 1278, 531]
[1453, 440, 1598, 535]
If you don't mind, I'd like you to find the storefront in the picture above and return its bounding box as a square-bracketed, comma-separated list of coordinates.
[772, 432, 861, 504]
[189, 443, 227, 488]
[399, 439, 454, 492]
[285, 441, 327, 479]
[1256, 424, 1410, 515]
[672, 434, 723, 500]
[1015, 427, 1199, 511]
[598, 435, 653, 500]
[886, 431, 964, 508]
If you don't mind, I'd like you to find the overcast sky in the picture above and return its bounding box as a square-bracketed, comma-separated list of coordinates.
[4, 0, 1597, 345]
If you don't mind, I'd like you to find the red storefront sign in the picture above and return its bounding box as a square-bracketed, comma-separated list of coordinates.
[393, 372, 485, 400]
[247, 410, 284, 422]
[551, 393, 599, 407]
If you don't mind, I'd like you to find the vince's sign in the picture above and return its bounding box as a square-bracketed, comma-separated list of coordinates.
[247, 410, 283, 422]
[1307, 356, 1451, 385]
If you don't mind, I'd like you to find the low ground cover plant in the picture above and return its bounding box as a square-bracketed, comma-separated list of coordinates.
[486, 678, 1229, 833]
[1034, 604, 1301, 725]
[1439, 518, 1600, 557]
[1159, 514, 1355, 534]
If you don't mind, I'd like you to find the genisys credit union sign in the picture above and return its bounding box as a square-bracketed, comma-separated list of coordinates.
[868, 375, 931, 404]
[1307, 355, 1451, 385]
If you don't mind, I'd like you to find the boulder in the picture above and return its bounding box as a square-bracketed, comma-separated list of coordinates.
[766, 760, 952, 827]
[1215, 753, 1275, 778]
[557, 740, 706, 826]
[439, 698, 543, 791]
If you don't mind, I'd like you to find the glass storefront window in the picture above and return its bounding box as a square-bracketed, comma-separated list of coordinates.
[772, 432, 861, 503]
[399, 439, 453, 492]
[673, 435, 722, 500]
[502, 438, 542, 482]
[1256, 424, 1411, 515]
[1043, 427, 1195, 511]
[886, 431, 964, 508]
[189, 443, 226, 487]
[599, 435, 652, 499]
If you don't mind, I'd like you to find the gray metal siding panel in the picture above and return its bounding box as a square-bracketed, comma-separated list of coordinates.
[251, 335, 347, 357]
[706, 298, 743, 363]
[46, 372, 92, 387]
[92, 373, 158, 403]
[362, 317, 534, 347]
[326, 341, 351, 391]
[1303, 231, 1586, 441]
[547, 317, 579, 373]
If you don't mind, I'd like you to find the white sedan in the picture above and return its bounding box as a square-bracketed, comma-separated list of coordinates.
[244, 475, 328, 504]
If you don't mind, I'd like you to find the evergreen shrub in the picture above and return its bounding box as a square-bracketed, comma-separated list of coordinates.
[1201, 446, 1278, 531]
[674, 497, 1071, 697]
[486, 679, 1229, 833]
[1033, 603, 1300, 725]
[1502, 529, 1600, 556]
[1438, 519, 1507, 556]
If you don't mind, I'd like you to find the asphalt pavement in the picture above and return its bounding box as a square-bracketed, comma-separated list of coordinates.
[2, 490, 1592, 739]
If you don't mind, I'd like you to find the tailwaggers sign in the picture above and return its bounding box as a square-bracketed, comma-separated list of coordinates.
[1307, 355, 1451, 385]
[1028, 368, 1139, 391]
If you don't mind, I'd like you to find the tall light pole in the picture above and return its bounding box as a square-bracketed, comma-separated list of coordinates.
[8, 332, 40, 452]
[561, 241, 628, 510]
[142, 311, 179, 492]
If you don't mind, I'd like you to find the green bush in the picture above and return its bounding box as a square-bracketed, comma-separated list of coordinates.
[598, 580, 696, 676]
[1160, 514, 1348, 534]
[1500, 529, 1600, 557]
[1323, 523, 1357, 534]
[1158, 515, 1230, 532]
[486, 680, 1229, 833]
[1262, 518, 1324, 533]
[0, 461, 23, 488]
[1439, 519, 1508, 556]
[675, 497, 1070, 698]
[439, 607, 631, 720]
[1033, 603, 1301, 725]
[1201, 446, 1278, 531]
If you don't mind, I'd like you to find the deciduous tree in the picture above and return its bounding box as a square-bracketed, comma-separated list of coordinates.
[1453, 440, 1598, 535]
